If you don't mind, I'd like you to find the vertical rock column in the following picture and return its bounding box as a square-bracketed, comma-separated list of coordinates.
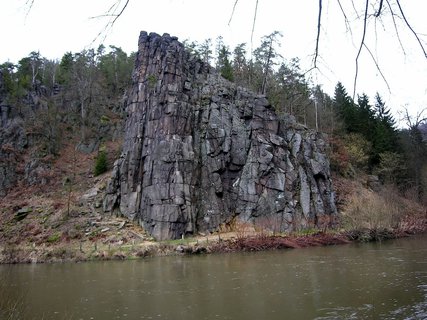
[105, 32, 197, 240]
[104, 32, 338, 240]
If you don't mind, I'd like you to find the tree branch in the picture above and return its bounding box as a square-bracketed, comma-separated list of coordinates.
[313, 0, 322, 69]
[110, 0, 130, 27]
[89, 14, 118, 19]
[401, 107, 427, 128]
[395, 0, 427, 59]
[351, 0, 361, 19]
[90, 0, 130, 47]
[375, 0, 384, 17]
[24, 0, 35, 19]
[386, 0, 406, 56]
[363, 43, 390, 93]
[353, 0, 370, 99]
[228, 0, 239, 26]
[250, 0, 259, 55]
[336, 0, 353, 36]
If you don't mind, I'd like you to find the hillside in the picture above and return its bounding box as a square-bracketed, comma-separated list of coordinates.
[0, 141, 424, 263]
[0, 32, 426, 263]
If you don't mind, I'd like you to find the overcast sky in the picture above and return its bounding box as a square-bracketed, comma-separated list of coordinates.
[0, 0, 426, 123]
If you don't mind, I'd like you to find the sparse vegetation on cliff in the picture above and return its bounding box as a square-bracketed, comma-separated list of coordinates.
[94, 149, 108, 176]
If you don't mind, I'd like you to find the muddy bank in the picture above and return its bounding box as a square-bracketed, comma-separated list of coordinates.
[1, 201, 425, 264]
[1, 224, 426, 264]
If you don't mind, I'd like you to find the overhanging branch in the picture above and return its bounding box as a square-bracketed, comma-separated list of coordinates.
[395, 0, 427, 58]
[313, 0, 323, 69]
[363, 43, 390, 93]
[90, 0, 130, 46]
[353, 0, 370, 99]
[386, 0, 406, 56]
[228, 0, 239, 26]
[375, 0, 384, 17]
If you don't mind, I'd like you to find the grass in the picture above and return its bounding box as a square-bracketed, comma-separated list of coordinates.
[209, 232, 350, 253]
[160, 236, 195, 246]
[47, 232, 61, 243]
[339, 183, 426, 241]
[342, 186, 402, 230]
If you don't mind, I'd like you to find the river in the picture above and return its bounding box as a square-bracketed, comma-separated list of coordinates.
[1, 235, 426, 319]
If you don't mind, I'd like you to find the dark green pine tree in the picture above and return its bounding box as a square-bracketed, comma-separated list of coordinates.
[58, 52, 74, 86]
[16, 51, 43, 90]
[0, 62, 18, 102]
[98, 45, 134, 97]
[232, 43, 247, 87]
[356, 93, 375, 137]
[333, 82, 356, 133]
[372, 93, 399, 160]
[217, 45, 234, 82]
[198, 39, 213, 65]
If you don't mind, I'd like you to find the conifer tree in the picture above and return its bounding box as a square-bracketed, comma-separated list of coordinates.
[198, 39, 213, 65]
[253, 31, 283, 94]
[232, 43, 247, 87]
[216, 45, 234, 82]
[371, 93, 399, 164]
[333, 82, 355, 133]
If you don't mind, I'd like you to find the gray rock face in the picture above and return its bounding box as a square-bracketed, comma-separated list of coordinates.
[0, 119, 28, 196]
[104, 32, 337, 240]
[0, 70, 10, 128]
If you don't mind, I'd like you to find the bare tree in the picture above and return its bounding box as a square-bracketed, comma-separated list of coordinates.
[253, 31, 283, 95]
[400, 107, 427, 201]
[228, 0, 426, 99]
[25, 0, 130, 45]
[24, 0, 426, 98]
[88, 0, 130, 45]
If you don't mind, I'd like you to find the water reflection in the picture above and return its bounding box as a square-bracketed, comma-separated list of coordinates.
[1, 235, 426, 319]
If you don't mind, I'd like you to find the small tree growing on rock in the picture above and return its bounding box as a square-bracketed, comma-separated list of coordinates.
[94, 149, 108, 176]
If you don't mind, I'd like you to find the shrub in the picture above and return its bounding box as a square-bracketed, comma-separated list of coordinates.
[344, 133, 371, 170]
[329, 136, 350, 175]
[341, 185, 404, 232]
[94, 150, 108, 176]
[374, 151, 406, 184]
[47, 232, 61, 243]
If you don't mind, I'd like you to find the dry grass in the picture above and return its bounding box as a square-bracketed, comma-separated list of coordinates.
[341, 186, 403, 231]
[209, 232, 350, 253]
[0, 137, 134, 263]
[340, 183, 426, 240]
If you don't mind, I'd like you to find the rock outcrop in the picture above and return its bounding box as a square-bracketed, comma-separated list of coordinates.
[0, 70, 10, 127]
[103, 32, 337, 240]
[0, 70, 51, 195]
[0, 119, 27, 196]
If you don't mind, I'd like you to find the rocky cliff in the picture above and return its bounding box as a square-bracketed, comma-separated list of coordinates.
[103, 32, 337, 240]
[0, 71, 23, 196]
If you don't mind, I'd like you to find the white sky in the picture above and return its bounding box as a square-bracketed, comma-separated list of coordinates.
[0, 0, 426, 124]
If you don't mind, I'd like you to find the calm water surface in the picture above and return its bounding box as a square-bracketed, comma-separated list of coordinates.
[1, 235, 426, 319]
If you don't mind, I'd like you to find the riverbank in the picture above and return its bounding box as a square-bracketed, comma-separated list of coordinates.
[1, 218, 426, 264]
[1, 193, 426, 264]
